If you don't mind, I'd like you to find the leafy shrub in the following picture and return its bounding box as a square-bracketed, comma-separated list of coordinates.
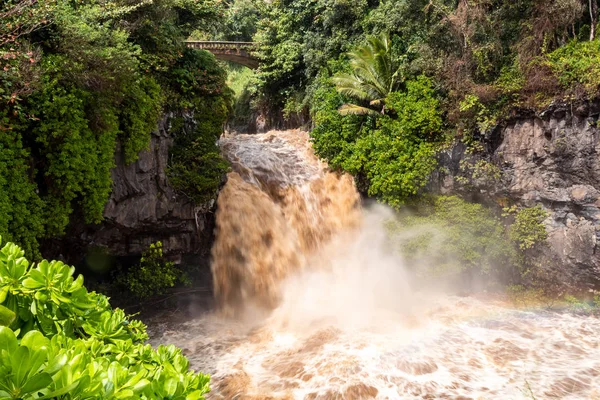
[311, 74, 443, 206]
[31, 78, 118, 234]
[0, 0, 231, 258]
[563, 294, 596, 312]
[161, 49, 232, 205]
[0, 131, 45, 259]
[166, 104, 230, 205]
[165, 49, 230, 109]
[504, 205, 549, 250]
[387, 196, 517, 277]
[506, 284, 548, 307]
[546, 39, 600, 96]
[118, 242, 184, 300]
[0, 238, 210, 399]
[119, 77, 163, 164]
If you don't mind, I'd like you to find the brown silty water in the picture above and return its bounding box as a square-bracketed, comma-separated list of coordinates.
[152, 130, 600, 399]
[212, 129, 361, 315]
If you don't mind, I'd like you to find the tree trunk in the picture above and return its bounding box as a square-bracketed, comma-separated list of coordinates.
[589, 0, 598, 40]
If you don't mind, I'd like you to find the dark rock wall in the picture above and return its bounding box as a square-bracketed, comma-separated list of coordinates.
[90, 117, 215, 259]
[435, 101, 600, 288]
[46, 115, 218, 273]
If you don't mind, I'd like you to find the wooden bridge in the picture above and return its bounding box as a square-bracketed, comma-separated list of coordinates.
[185, 41, 259, 69]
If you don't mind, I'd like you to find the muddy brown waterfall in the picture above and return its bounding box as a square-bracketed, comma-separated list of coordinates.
[212, 129, 361, 315]
[152, 129, 600, 399]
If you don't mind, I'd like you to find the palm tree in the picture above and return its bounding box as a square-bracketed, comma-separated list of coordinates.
[331, 33, 402, 116]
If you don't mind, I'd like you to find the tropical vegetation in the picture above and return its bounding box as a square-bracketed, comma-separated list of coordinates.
[196, 0, 593, 214]
[0, 0, 231, 259]
[3, 0, 600, 394]
[0, 238, 210, 399]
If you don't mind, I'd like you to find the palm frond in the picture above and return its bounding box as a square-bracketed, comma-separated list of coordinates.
[331, 75, 373, 101]
[331, 32, 400, 115]
[338, 103, 380, 116]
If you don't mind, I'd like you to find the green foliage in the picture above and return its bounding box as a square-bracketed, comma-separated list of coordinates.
[458, 94, 500, 134]
[253, 0, 370, 108]
[546, 39, 600, 96]
[226, 63, 256, 98]
[252, 0, 600, 134]
[504, 205, 549, 250]
[164, 51, 231, 204]
[118, 242, 184, 300]
[312, 73, 443, 205]
[495, 60, 526, 95]
[166, 99, 230, 204]
[216, 0, 261, 42]
[165, 48, 230, 108]
[388, 196, 516, 276]
[0, 238, 210, 399]
[31, 79, 118, 234]
[0, 304, 16, 327]
[506, 284, 548, 307]
[119, 77, 163, 164]
[225, 63, 258, 130]
[0, 131, 45, 259]
[456, 156, 502, 188]
[332, 33, 402, 115]
[0, 0, 230, 256]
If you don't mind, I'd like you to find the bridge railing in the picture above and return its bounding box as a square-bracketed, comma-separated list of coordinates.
[184, 41, 257, 51]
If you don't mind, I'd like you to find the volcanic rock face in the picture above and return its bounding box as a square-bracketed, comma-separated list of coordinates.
[435, 101, 600, 288]
[82, 114, 216, 264]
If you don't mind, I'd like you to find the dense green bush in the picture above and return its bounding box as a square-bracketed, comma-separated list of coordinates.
[119, 77, 163, 164]
[166, 103, 230, 204]
[504, 205, 549, 250]
[248, 0, 600, 130]
[118, 242, 186, 300]
[388, 196, 517, 277]
[311, 73, 443, 205]
[31, 80, 118, 234]
[160, 49, 232, 204]
[546, 39, 600, 96]
[0, 238, 210, 399]
[0, 0, 231, 257]
[0, 132, 45, 259]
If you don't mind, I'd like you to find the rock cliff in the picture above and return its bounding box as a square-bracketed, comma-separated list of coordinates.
[435, 101, 600, 289]
[44, 115, 218, 271]
[98, 117, 216, 258]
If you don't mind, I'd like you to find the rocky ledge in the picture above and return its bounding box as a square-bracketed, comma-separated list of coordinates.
[42, 115, 218, 271]
[435, 101, 600, 289]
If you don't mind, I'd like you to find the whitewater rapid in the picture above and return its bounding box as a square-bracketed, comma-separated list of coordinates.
[152, 296, 600, 399]
[152, 130, 600, 399]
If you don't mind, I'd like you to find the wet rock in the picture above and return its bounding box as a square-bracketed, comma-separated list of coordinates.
[433, 100, 600, 288]
[78, 113, 217, 264]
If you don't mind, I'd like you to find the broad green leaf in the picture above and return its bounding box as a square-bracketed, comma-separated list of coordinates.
[22, 270, 45, 289]
[0, 305, 15, 327]
[12, 346, 30, 386]
[21, 330, 50, 351]
[164, 377, 179, 396]
[21, 372, 52, 394]
[115, 388, 135, 399]
[186, 389, 205, 400]
[38, 380, 80, 400]
[0, 326, 17, 355]
[44, 353, 67, 375]
[0, 287, 9, 303]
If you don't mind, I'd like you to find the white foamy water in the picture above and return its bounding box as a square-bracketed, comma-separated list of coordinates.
[152, 296, 600, 399]
[152, 130, 600, 399]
